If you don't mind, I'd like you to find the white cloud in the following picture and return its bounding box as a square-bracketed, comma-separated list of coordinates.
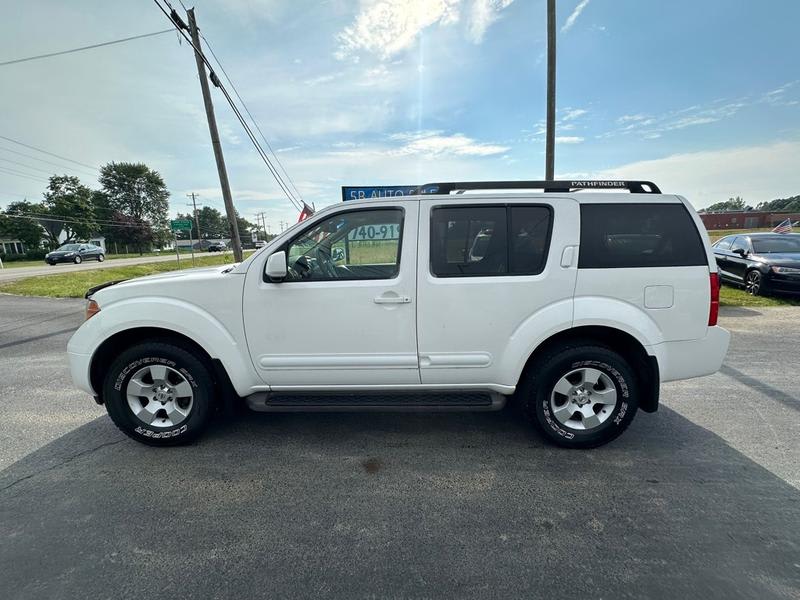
[335, 0, 514, 60]
[467, 0, 515, 43]
[561, 0, 591, 34]
[393, 131, 510, 156]
[336, 0, 461, 61]
[555, 136, 584, 144]
[562, 108, 587, 121]
[597, 140, 800, 209]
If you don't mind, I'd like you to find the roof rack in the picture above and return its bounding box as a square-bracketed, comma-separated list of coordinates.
[412, 180, 661, 195]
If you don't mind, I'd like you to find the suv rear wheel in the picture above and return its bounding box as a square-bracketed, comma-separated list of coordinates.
[520, 344, 639, 448]
[103, 341, 215, 446]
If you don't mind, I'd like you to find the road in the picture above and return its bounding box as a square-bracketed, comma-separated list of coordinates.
[0, 296, 798, 599]
[0, 253, 186, 282]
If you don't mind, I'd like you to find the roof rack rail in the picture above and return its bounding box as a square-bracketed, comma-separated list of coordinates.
[412, 180, 661, 195]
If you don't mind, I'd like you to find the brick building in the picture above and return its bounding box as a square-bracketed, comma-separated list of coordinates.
[699, 211, 800, 231]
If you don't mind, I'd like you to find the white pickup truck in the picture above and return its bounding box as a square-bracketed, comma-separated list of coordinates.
[68, 180, 730, 448]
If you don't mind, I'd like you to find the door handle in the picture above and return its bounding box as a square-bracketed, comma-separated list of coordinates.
[374, 295, 411, 304]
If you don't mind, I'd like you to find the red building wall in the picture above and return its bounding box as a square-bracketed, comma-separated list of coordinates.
[699, 211, 800, 230]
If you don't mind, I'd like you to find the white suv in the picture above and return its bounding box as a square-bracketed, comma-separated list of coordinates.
[67, 180, 730, 448]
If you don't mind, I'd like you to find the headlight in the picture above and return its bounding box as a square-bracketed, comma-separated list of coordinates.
[65, 252, 75, 256]
[771, 266, 800, 274]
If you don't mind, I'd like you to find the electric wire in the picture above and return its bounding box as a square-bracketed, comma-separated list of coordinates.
[0, 29, 175, 67]
[0, 135, 99, 171]
[200, 33, 305, 204]
[152, 0, 304, 212]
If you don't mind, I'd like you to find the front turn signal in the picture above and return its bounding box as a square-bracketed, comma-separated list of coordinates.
[86, 299, 101, 321]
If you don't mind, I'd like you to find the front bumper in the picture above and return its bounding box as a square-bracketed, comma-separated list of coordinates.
[67, 348, 95, 396]
[650, 326, 731, 383]
[46, 255, 76, 264]
[765, 272, 800, 294]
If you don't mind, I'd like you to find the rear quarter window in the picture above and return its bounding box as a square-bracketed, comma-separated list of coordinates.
[579, 203, 707, 268]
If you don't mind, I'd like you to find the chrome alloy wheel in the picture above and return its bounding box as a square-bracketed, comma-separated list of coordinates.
[126, 364, 194, 429]
[549, 367, 618, 431]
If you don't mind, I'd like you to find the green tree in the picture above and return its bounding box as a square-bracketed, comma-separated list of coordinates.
[177, 206, 228, 240]
[40, 175, 96, 247]
[756, 195, 800, 212]
[99, 162, 169, 251]
[0, 200, 45, 248]
[704, 196, 751, 212]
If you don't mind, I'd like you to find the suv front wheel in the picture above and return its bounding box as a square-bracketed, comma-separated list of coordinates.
[103, 341, 215, 446]
[520, 344, 639, 448]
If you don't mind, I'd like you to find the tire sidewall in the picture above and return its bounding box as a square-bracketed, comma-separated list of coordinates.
[104, 343, 213, 445]
[74, 256, 82, 264]
[531, 348, 638, 448]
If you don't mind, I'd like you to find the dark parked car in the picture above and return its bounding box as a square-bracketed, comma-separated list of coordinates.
[712, 232, 800, 296]
[45, 243, 105, 265]
[207, 242, 227, 252]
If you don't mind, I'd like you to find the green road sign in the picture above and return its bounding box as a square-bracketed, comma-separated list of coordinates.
[170, 219, 193, 231]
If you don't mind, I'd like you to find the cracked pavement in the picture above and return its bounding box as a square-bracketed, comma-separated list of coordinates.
[0, 295, 799, 599]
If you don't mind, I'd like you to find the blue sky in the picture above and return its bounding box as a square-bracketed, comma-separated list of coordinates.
[1, 0, 799, 229]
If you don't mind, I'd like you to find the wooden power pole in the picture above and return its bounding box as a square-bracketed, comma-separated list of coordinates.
[187, 7, 243, 262]
[545, 0, 556, 181]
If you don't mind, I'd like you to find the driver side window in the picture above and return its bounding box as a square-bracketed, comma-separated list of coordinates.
[284, 208, 404, 282]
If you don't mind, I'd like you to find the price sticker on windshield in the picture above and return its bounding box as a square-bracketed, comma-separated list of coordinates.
[347, 224, 400, 241]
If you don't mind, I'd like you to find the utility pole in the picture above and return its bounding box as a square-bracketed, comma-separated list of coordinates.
[186, 192, 203, 242]
[187, 7, 243, 262]
[545, 0, 556, 181]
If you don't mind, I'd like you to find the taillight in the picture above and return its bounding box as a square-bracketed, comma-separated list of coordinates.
[86, 299, 100, 321]
[708, 273, 720, 326]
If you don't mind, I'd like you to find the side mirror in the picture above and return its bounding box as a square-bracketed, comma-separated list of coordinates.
[265, 251, 288, 281]
[732, 248, 747, 257]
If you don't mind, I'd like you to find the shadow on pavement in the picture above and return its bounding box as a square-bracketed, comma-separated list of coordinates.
[1, 406, 798, 599]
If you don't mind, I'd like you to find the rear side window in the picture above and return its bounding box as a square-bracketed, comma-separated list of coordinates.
[714, 236, 733, 250]
[579, 203, 706, 268]
[430, 205, 552, 277]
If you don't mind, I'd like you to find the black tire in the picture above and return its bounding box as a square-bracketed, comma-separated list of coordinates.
[103, 341, 216, 446]
[745, 269, 764, 296]
[519, 344, 639, 449]
[97, 254, 105, 262]
[74, 255, 82, 264]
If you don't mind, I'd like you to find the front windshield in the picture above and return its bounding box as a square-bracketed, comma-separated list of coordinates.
[752, 236, 800, 253]
[57, 244, 81, 251]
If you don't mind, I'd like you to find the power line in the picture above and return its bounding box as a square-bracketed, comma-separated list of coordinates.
[152, 0, 304, 213]
[200, 34, 305, 204]
[0, 146, 98, 178]
[0, 29, 175, 67]
[0, 135, 99, 171]
[0, 166, 49, 183]
[0, 157, 64, 176]
[4, 213, 150, 230]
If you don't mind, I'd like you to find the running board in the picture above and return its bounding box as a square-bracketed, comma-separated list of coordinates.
[245, 391, 506, 412]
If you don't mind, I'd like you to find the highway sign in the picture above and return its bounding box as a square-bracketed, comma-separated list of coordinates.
[170, 219, 193, 231]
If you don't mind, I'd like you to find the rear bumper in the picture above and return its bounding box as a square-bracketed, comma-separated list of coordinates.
[650, 326, 731, 383]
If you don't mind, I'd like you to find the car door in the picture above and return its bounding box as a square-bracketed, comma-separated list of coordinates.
[712, 235, 735, 282]
[728, 236, 752, 283]
[416, 197, 577, 388]
[242, 201, 420, 388]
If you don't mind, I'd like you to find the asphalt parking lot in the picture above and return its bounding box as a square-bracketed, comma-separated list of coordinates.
[0, 295, 798, 599]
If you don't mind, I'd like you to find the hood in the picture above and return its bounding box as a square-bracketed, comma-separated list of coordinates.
[90, 263, 242, 304]
[752, 252, 800, 267]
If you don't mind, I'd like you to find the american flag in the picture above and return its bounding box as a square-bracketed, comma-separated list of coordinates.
[297, 202, 314, 222]
[772, 218, 793, 234]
